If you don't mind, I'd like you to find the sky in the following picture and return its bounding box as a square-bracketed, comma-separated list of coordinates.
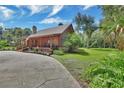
[0, 5, 103, 31]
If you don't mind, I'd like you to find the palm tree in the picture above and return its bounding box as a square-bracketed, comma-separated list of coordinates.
[100, 5, 124, 50]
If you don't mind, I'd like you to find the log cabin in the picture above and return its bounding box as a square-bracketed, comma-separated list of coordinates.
[25, 24, 74, 49]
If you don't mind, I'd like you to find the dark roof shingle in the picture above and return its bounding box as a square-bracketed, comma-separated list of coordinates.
[28, 24, 71, 38]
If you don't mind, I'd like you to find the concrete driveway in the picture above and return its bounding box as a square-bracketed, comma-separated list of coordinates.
[0, 51, 80, 88]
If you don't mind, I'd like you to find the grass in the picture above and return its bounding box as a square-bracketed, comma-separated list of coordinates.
[52, 48, 119, 87]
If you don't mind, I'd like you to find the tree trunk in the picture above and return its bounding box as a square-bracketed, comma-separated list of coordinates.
[87, 38, 90, 48]
[114, 24, 120, 48]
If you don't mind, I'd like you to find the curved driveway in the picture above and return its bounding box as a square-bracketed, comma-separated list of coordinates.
[0, 51, 80, 88]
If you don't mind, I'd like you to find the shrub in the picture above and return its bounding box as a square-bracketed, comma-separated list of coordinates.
[85, 52, 124, 88]
[0, 46, 16, 51]
[33, 47, 39, 53]
[53, 49, 64, 55]
[0, 40, 8, 49]
[63, 33, 81, 53]
[0, 40, 16, 51]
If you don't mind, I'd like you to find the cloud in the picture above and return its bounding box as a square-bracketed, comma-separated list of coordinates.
[15, 5, 26, 16]
[48, 5, 64, 17]
[0, 22, 4, 27]
[40, 17, 69, 24]
[0, 6, 14, 19]
[83, 5, 95, 10]
[27, 5, 49, 15]
[15, 5, 64, 17]
[16, 5, 49, 16]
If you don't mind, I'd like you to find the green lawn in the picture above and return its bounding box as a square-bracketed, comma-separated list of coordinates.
[52, 48, 119, 87]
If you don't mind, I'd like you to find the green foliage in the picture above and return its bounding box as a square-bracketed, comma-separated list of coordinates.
[63, 33, 81, 52]
[0, 26, 3, 37]
[89, 31, 104, 48]
[100, 5, 124, 50]
[23, 28, 31, 36]
[53, 48, 118, 87]
[74, 6, 124, 49]
[75, 13, 98, 48]
[85, 52, 124, 88]
[0, 40, 15, 51]
[53, 49, 64, 55]
[0, 40, 8, 49]
[0, 47, 16, 51]
[2, 27, 32, 47]
[32, 47, 39, 53]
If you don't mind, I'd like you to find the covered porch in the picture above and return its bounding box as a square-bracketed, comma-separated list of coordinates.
[25, 34, 62, 49]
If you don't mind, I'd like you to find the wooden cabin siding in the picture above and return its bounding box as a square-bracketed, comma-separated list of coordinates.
[26, 34, 61, 48]
[26, 24, 74, 48]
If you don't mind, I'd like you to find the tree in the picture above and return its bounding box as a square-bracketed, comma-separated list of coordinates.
[2, 27, 31, 47]
[23, 28, 32, 36]
[117, 33, 124, 51]
[0, 26, 3, 33]
[58, 23, 63, 26]
[14, 27, 23, 38]
[63, 33, 81, 52]
[100, 5, 124, 50]
[32, 25, 37, 34]
[0, 26, 3, 39]
[75, 13, 83, 33]
[90, 31, 105, 48]
[75, 13, 98, 48]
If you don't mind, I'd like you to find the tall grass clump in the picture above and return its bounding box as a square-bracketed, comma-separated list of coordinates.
[85, 52, 124, 88]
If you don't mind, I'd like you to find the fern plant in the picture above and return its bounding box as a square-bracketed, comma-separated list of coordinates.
[85, 52, 124, 88]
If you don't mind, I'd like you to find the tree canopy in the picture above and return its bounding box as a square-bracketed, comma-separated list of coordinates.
[75, 13, 98, 48]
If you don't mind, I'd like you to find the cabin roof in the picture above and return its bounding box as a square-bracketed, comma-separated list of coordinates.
[27, 24, 72, 38]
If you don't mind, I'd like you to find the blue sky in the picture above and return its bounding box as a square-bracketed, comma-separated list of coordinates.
[0, 5, 103, 31]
